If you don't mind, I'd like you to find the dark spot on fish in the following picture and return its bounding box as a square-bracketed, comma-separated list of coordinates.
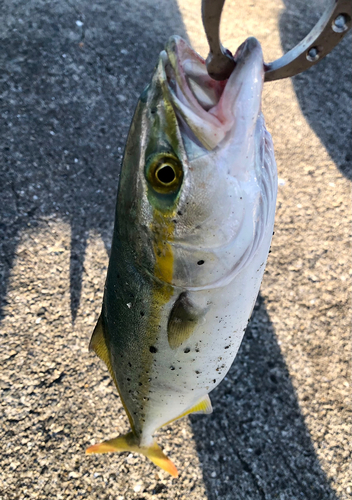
[127, 378, 131, 381]
[195, 348, 200, 353]
[184, 348, 190, 353]
[170, 366, 175, 371]
[213, 379, 216, 383]
[149, 346, 157, 353]
[240, 197, 242, 199]
[195, 370, 200, 374]
[225, 346, 230, 349]
[172, 219, 177, 224]
[151, 107, 157, 114]
[197, 260, 205, 265]
[140, 311, 145, 317]
[139, 382, 142, 386]
[177, 211, 182, 216]
[128, 362, 132, 368]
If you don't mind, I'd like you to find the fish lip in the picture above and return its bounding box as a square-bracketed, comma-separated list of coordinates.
[233, 36, 262, 64]
[162, 36, 264, 150]
[164, 35, 225, 115]
[165, 35, 263, 109]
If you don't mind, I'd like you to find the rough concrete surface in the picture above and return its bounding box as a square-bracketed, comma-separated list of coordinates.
[0, 0, 351, 499]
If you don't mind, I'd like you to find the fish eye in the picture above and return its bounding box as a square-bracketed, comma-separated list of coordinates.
[155, 164, 176, 185]
[145, 153, 183, 194]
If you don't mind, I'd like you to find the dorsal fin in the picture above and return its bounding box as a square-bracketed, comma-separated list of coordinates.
[89, 314, 115, 382]
[89, 314, 135, 432]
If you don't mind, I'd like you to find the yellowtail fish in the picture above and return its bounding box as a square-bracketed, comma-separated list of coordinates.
[86, 36, 277, 477]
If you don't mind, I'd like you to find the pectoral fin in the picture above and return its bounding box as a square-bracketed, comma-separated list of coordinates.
[168, 292, 207, 349]
[86, 431, 178, 477]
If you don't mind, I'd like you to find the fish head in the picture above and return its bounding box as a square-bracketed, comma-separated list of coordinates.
[117, 36, 276, 289]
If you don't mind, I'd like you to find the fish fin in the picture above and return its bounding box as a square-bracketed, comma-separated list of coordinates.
[175, 394, 213, 418]
[86, 431, 178, 478]
[89, 315, 112, 371]
[162, 394, 213, 429]
[89, 315, 136, 433]
[146, 442, 179, 478]
[168, 292, 207, 349]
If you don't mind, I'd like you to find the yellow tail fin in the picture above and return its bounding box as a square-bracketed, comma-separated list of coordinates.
[86, 431, 178, 478]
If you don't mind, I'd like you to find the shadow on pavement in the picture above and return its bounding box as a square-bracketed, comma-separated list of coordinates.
[190, 293, 338, 500]
[0, 0, 188, 322]
[278, 0, 352, 179]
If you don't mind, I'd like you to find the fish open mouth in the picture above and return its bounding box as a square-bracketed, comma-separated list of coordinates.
[161, 36, 264, 151]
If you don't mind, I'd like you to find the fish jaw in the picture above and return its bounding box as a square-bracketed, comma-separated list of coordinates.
[209, 37, 264, 142]
[164, 36, 264, 155]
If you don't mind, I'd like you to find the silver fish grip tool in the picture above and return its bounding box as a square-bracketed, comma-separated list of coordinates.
[201, 0, 352, 81]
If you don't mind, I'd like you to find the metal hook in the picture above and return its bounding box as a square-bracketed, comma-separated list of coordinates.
[201, 0, 352, 82]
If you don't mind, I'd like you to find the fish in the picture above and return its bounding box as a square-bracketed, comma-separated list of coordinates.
[86, 36, 277, 477]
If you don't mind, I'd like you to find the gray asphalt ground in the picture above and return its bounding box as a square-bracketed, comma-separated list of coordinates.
[0, 0, 351, 499]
